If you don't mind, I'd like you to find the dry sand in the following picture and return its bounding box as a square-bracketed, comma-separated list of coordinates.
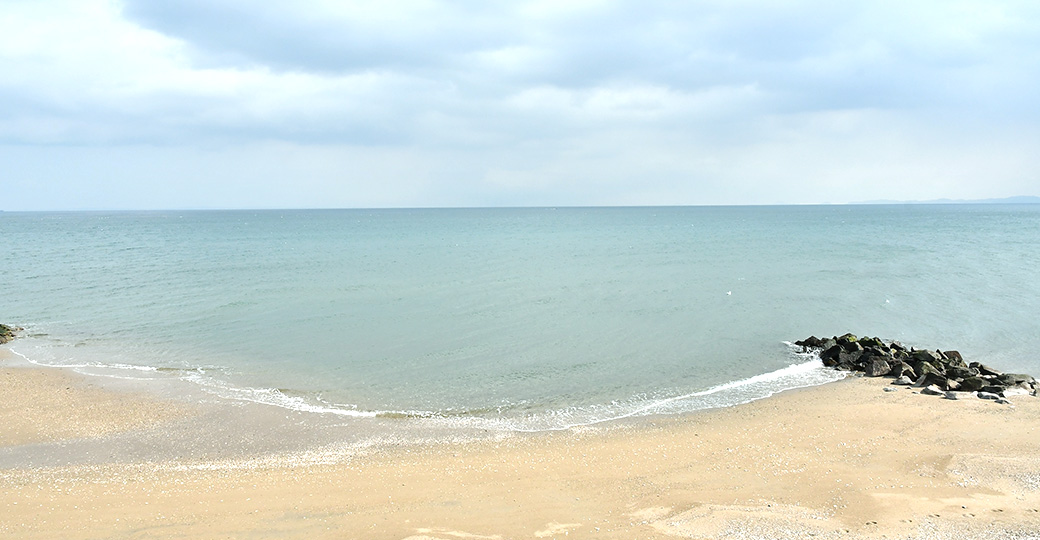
[2, 347, 1040, 539]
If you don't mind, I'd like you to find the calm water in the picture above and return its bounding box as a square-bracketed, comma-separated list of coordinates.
[2, 205, 1039, 431]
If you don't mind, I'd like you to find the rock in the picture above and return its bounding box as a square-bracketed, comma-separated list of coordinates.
[859, 337, 885, 349]
[0, 324, 20, 345]
[915, 372, 948, 388]
[889, 361, 914, 379]
[945, 391, 972, 400]
[837, 333, 858, 344]
[840, 340, 864, 354]
[893, 375, 914, 385]
[978, 392, 1001, 400]
[971, 363, 1003, 377]
[864, 358, 891, 377]
[980, 385, 1007, 397]
[921, 385, 944, 396]
[943, 350, 967, 367]
[947, 366, 979, 380]
[795, 336, 824, 349]
[998, 373, 1036, 386]
[958, 376, 986, 393]
[884, 387, 898, 392]
[945, 379, 962, 391]
[996, 398, 1013, 405]
[913, 361, 943, 380]
[820, 345, 842, 367]
[912, 349, 943, 364]
[838, 349, 864, 366]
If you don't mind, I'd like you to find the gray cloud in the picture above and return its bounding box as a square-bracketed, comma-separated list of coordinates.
[1, 0, 1038, 209]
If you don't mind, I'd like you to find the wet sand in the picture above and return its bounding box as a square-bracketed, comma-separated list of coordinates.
[2, 348, 1039, 539]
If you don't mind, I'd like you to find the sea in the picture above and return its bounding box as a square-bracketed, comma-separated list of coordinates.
[3, 205, 1039, 435]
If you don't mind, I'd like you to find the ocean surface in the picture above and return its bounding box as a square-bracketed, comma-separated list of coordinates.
[2, 205, 1039, 433]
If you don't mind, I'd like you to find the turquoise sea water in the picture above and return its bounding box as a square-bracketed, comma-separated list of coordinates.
[2, 205, 1039, 432]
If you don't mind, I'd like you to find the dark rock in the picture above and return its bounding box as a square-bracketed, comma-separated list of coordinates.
[958, 377, 986, 393]
[915, 372, 948, 388]
[893, 375, 914, 386]
[996, 373, 1034, 386]
[912, 349, 943, 364]
[943, 351, 968, 369]
[980, 385, 1007, 397]
[913, 360, 943, 378]
[838, 349, 864, 366]
[864, 358, 892, 377]
[921, 385, 944, 396]
[978, 392, 1001, 400]
[889, 361, 914, 379]
[837, 333, 858, 344]
[820, 345, 842, 367]
[820, 338, 837, 351]
[945, 391, 969, 400]
[947, 366, 980, 380]
[945, 379, 962, 391]
[859, 336, 885, 349]
[840, 340, 864, 354]
[976, 363, 1003, 377]
[884, 387, 898, 392]
[996, 397, 1013, 405]
[795, 336, 824, 349]
[0, 324, 20, 345]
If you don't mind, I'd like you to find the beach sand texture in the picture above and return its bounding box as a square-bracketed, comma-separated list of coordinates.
[2, 354, 1039, 539]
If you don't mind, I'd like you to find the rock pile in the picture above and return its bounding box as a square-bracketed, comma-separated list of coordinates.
[0, 324, 20, 345]
[795, 333, 1037, 399]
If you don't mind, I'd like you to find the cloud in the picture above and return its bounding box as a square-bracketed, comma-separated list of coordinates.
[1, 0, 1038, 209]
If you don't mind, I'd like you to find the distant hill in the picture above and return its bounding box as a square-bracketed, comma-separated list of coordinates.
[859, 195, 1040, 205]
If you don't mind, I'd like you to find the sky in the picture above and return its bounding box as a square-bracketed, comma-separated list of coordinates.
[2, 0, 1039, 210]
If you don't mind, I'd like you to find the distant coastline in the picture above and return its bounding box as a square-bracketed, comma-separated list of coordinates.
[857, 195, 1040, 205]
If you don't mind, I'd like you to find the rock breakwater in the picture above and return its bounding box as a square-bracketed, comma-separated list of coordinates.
[0, 324, 20, 345]
[795, 334, 1037, 400]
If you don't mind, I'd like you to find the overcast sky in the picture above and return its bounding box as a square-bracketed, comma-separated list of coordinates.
[2, 0, 1038, 210]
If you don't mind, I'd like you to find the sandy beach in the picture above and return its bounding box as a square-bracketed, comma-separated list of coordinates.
[2, 347, 1040, 539]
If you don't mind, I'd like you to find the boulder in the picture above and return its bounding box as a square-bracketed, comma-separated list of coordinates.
[889, 361, 914, 379]
[912, 349, 943, 364]
[980, 385, 1007, 397]
[864, 358, 892, 377]
[915, 372, 948, 388]
[913, 360, 943, 378]
[893, 375, 914, 386]
[921, 385, 944, 396]
[947, 366, 979, 380]
[958, 376, 986, 393]
[996, 373, 1034, 387]
[978, 392, 1001, 400]
[971, 363, 1003, 377]
[795, 336, 824, 349]
[840, 340, 864, 354]
[820, 345, 842, 367]
[0, 324, 20, 345]
[838, 349, 864, 366]
[859, 336, 885, 349]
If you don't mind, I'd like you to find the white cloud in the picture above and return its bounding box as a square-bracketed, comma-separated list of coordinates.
[1, 0, 1038, 209]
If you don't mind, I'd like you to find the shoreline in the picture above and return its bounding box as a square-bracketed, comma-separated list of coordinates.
[3, 347, 1040, 538]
